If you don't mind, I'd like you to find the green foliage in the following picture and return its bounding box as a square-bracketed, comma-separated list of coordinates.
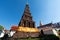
[15, 37, 39, 40]
[16, 36, 59, 40]
[0, 34, 59, 40]
[39, 34, 59, 40]
[0, 25, 4, 30]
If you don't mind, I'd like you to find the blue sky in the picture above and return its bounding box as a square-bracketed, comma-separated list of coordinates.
[0, 0, 60, 30]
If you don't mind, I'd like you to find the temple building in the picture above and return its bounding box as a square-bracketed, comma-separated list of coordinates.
[1, 0, 60, 40]
[8, 0, 40, 39]
[18, 1, 35, 28]
[38, 23, 53, 28]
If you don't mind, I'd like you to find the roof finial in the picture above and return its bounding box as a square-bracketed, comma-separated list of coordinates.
[40, 21, 43, 26]
[26, 0, 28, 4]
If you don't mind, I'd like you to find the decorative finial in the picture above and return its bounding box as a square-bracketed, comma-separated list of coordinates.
[40, 21, 43, 26]
[26, 0, 28, 4]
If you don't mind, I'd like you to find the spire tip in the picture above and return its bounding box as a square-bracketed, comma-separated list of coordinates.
[26, 0, 28, 4]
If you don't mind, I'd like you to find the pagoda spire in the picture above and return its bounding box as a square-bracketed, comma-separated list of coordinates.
[24, 0, 31, 15]
[26, 0, 28, 4]
[40, 21, 43, 26]
[18, 0, 35, 28]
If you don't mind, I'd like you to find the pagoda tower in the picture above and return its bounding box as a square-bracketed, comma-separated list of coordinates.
[40, 21, 43, 26]
[18, 0, 35, 28]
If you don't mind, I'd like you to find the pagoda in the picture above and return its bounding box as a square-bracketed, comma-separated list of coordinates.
[18, 0, 35, 28]
[9, 0, 39, 39]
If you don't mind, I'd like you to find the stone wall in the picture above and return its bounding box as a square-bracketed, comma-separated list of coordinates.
[13, 31, 40, 38]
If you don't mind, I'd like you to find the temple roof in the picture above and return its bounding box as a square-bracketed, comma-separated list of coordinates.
[38, 23, 53, 28]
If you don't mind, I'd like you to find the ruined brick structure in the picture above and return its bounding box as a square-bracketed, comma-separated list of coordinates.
[18, 3, 35, 28]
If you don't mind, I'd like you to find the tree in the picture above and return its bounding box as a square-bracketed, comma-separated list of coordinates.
[0, 25, 4, 30]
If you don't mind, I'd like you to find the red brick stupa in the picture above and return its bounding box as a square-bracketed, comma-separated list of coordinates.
[10, 0, 40, 39]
